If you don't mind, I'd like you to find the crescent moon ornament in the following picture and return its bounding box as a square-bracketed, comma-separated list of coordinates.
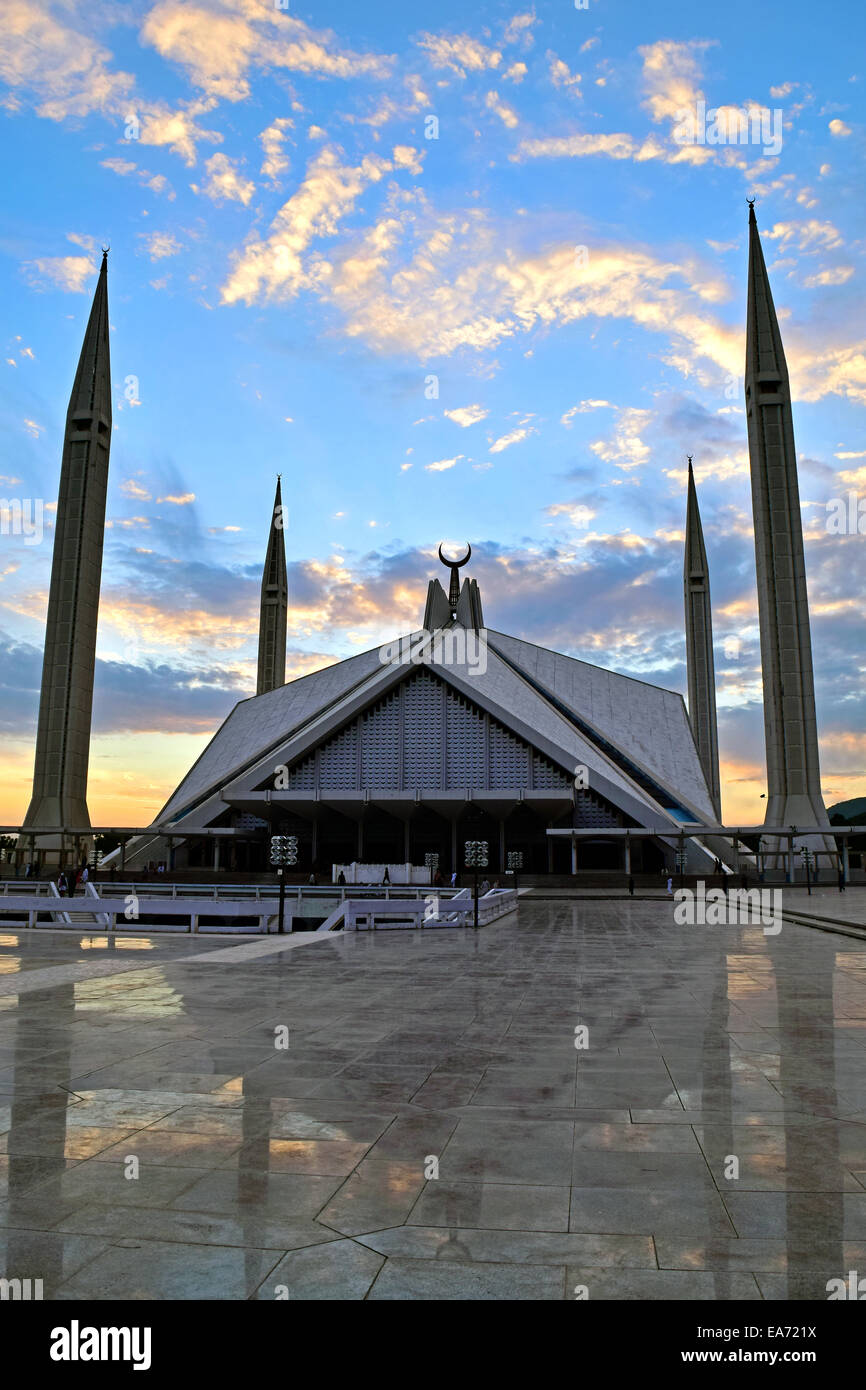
[438, 542, 471, 568]
[439, 541, 471, 612]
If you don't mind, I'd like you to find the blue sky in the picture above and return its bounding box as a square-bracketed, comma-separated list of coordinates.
[1, 0, 864, 827]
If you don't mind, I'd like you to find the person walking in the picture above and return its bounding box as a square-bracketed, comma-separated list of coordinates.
[480, 878, 490, 895]
[450, 871, 457, 889]
[666, 876, 673, 896]
[839, 866, 847, 893]
[57, 871, 67, 897]
[628, 875, 635, 897]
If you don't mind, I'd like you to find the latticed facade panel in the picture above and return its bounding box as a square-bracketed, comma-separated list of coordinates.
[280, 668, 574, 793]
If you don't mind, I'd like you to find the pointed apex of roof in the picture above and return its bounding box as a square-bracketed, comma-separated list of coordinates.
[66, 249, 111, 426]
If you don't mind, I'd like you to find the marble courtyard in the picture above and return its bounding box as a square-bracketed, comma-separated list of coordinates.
[3, 898, 866, 1301]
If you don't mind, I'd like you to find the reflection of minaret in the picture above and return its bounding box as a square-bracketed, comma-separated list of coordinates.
[5, 983, 75, 1294]
[684, 458, 721, 819]
[256, 477, 288, 695]
[745, 204, 830, 841]
[23, 253, 112, 842]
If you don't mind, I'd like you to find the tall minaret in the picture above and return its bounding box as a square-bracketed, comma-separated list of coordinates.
[256, 476, 288, 695]
[23, 252, 112, 840]
[684, 458, 721, 818]
[745, 202, 830, 840]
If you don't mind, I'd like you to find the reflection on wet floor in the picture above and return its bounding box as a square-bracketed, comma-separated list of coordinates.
[1, 900, 866, 1300]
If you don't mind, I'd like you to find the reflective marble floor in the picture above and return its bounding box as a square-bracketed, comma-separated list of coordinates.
[2, 900, 866, 1300]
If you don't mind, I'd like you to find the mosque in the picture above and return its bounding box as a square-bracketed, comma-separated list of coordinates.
[15, 207, 839, 879]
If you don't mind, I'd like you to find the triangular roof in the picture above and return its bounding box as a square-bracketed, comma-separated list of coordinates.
[154, 624, 717, 831]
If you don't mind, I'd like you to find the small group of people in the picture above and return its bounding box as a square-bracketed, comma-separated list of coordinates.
[56, 862, 89, 897]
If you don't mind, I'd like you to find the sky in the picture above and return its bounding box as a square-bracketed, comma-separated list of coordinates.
[1, 0, 864, 831]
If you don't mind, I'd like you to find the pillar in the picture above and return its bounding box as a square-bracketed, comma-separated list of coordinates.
[624, 835, 631, 875]
[571, 837, 577, 875]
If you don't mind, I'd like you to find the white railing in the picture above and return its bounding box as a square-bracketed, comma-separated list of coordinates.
[0, 894, 281, 933]
[0, 883, 497, 935]
[343, 888, 517, 931]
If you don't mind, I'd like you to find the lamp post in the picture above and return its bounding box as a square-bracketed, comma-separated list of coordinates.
[464, 840, 488, 929]
[424, 851, 440, 887]
[506, 850, 523, 895]
[270, 835, 298, 932]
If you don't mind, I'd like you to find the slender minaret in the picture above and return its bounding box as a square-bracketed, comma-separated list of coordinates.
[256, 476, 288, 694]
[745, 202, 830, 842]
[23, 252, 112, 841]
[684, 458, 721, 818]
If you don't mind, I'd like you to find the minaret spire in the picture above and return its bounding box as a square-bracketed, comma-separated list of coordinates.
[684, 457, 721, 818]
[256, 476, 288, 695]
[23, 252, 112, 850]
[745, 202, 832, 851]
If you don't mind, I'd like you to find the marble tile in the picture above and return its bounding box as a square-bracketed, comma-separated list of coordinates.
[565, 1267, 762, 1300]
[54, 1239, 284, 1300]
[367, 1257, 565, 1300]
[254, 1238, 384, 1299]
[408, 1180, 570, 1232]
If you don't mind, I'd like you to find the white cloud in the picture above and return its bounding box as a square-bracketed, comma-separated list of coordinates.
[802, 266, 854, 288]
[829, 118, 852, 137]
[425, 455, 463, 471]
[195, 152, 255, 205]
[444, 404, 488, 427]
[548, 53, 581, 90]
[22, 254, 94, 293]
[485, 89, 519, 128]
[221, 147, 394, 304]
[259, 117, 293, 182]
[417, 32, 502, 77]
[141, 3, 393, 102]
[489, 425, 533, 453]
[589, 407, 653, 471]
[139, 231, 182, 260]
[547, 502, 596, 527]
[766, 218, 843, 253]
[561, 400, 613, 425]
